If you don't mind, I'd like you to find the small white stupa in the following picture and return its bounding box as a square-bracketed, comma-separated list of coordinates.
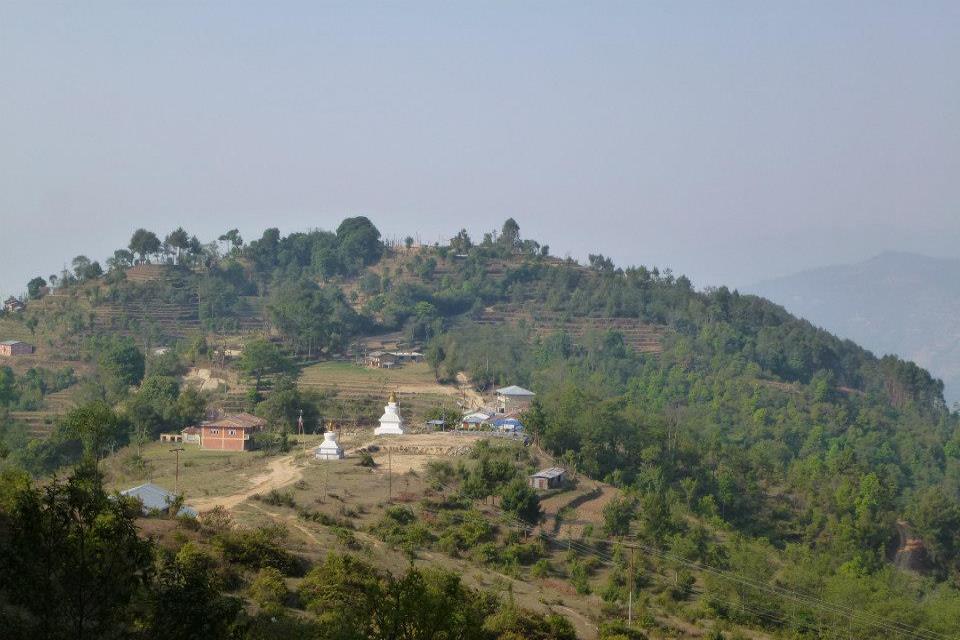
[315, 426, 344, 460]
[374, 391, 406, 435]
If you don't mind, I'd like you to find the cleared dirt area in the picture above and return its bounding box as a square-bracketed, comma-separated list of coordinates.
[190, 453, 306, 511]
[363, 432, 487, 473]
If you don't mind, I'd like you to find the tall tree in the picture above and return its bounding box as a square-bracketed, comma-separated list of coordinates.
[336, 216, 383, 273]
[62, 401, 124, 464]
[0, 465, 153, 640]
[128, 229, 162, 264]
[106, 249, 134, 272]
[238, 339, 294, 390]
[26, 277, 46, 300]
[165, 227, 190, 264]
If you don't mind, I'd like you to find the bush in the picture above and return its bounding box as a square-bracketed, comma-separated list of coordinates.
[256, 490, 297, 508]
[249, 567, 289, 611]
[213, 525, 304, 576]
[531, 558, 551, 578]
[569, 560, 591, 594]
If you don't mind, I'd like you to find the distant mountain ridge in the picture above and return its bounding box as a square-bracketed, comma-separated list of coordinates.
[751, 251, 960, 405]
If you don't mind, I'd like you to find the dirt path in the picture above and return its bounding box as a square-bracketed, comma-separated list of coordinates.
[191, 454, 304, 511]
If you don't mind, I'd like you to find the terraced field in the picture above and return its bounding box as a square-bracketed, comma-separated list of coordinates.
[298, 361, 466, 426]
[477, 307, 666, 354]
[9, 386, 81, 438]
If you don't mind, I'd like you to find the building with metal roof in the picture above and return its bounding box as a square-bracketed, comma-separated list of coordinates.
[120, 483, 198, 517]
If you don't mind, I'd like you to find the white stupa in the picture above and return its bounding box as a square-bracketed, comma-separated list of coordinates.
[374, 391, 406, 435]
[315, 427, 344, 460]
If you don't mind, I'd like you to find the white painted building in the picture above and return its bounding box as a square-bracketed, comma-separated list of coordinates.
[374, 391, 406, 435]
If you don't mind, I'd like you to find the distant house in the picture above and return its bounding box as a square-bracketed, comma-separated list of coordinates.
[461, 410, 493, 430]
[3, 297, 24, 313]
[366, 350, 398, 369]
[199, 412, 266, 451]
[528, 467, 566, 490]
[181, 426, 202, 445]
[392, 351, 424, 363]
[493, 417, 524, 433]
[120, 483, 197, 517]
[495, 385, 535, 414]
[0, 340, 34, 357]
[160, 433, 183, 443]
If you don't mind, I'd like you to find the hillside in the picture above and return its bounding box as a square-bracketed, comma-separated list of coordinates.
[3, 219, 960, 640]
[751, 251, 960, 405]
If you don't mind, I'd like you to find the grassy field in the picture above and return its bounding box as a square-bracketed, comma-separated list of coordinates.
[101, 439, 310, 500]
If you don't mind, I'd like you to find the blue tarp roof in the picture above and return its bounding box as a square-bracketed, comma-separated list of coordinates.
[493, 418, 524, 430]
[121, 483, 198, 518]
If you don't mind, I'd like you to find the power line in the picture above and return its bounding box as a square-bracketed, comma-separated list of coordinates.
[423, 478, 948, 640]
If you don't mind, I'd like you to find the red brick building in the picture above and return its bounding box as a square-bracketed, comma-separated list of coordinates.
[0, 340, 34, 357]
[199, 413, 266, 451]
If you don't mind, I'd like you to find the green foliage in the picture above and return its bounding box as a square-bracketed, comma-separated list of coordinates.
[267, 280, 362, 358]
[62, 400, 125, 463]
[499, 478, 542, 526]
[213, 525, 303, 576]
[94, 336, 146, 389]
[128, 228, 162, 263]
[603, 495, 637, 537]
[0, 464, 153, 639]
[143, 543, 242, 640]
[26, 277, 46, 300]
[249, 567, 289, 611]
[0, 366, 76, 411]
[237, 339, 294, 387]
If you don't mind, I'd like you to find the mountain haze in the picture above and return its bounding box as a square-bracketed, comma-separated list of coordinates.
[751, 251, 960, 405]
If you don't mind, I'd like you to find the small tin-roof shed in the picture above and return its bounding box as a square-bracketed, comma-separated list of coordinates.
[120, 483, 198, 518]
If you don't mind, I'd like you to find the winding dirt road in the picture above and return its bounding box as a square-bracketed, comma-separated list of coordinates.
[191, 454, 304, 511]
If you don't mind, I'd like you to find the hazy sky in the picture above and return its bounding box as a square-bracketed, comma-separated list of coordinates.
[1, 1, 958, 299]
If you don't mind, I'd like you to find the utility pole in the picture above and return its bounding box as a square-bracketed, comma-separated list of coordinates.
[628, 547, 635, 625]
[169, 446, 185, 494]
[388, 448, 393, 503]
[323, 456, 330, 504]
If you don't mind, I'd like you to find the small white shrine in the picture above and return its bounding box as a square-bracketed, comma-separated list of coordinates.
[315, 428, 344, 460]
[374, 391, 406, 435]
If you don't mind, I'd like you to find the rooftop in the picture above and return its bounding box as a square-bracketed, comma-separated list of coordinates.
[496, 385, 535, 397]
[120, 483, 197, 517]
[531, 467, 565, 479]
[205, 412, 265, 429]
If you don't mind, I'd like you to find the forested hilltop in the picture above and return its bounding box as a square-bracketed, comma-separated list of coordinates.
[2, 217, 960, 640]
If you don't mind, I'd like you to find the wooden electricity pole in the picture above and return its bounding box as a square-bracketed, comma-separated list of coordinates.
[628, 547, 636, 625]
[169, 446, 185, 494]
[388, 448, 393, 503]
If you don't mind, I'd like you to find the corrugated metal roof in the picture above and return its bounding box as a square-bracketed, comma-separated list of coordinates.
[205, 412, 265, 429]
[495, 385, 535, 397]
[121, 483, 197, 517]
[531, 467, 565, 479]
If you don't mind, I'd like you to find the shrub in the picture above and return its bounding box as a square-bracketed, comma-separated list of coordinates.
[213, 525, 304, 576]
[256, 490, 297, 508]
[249, 567, 289, 610]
